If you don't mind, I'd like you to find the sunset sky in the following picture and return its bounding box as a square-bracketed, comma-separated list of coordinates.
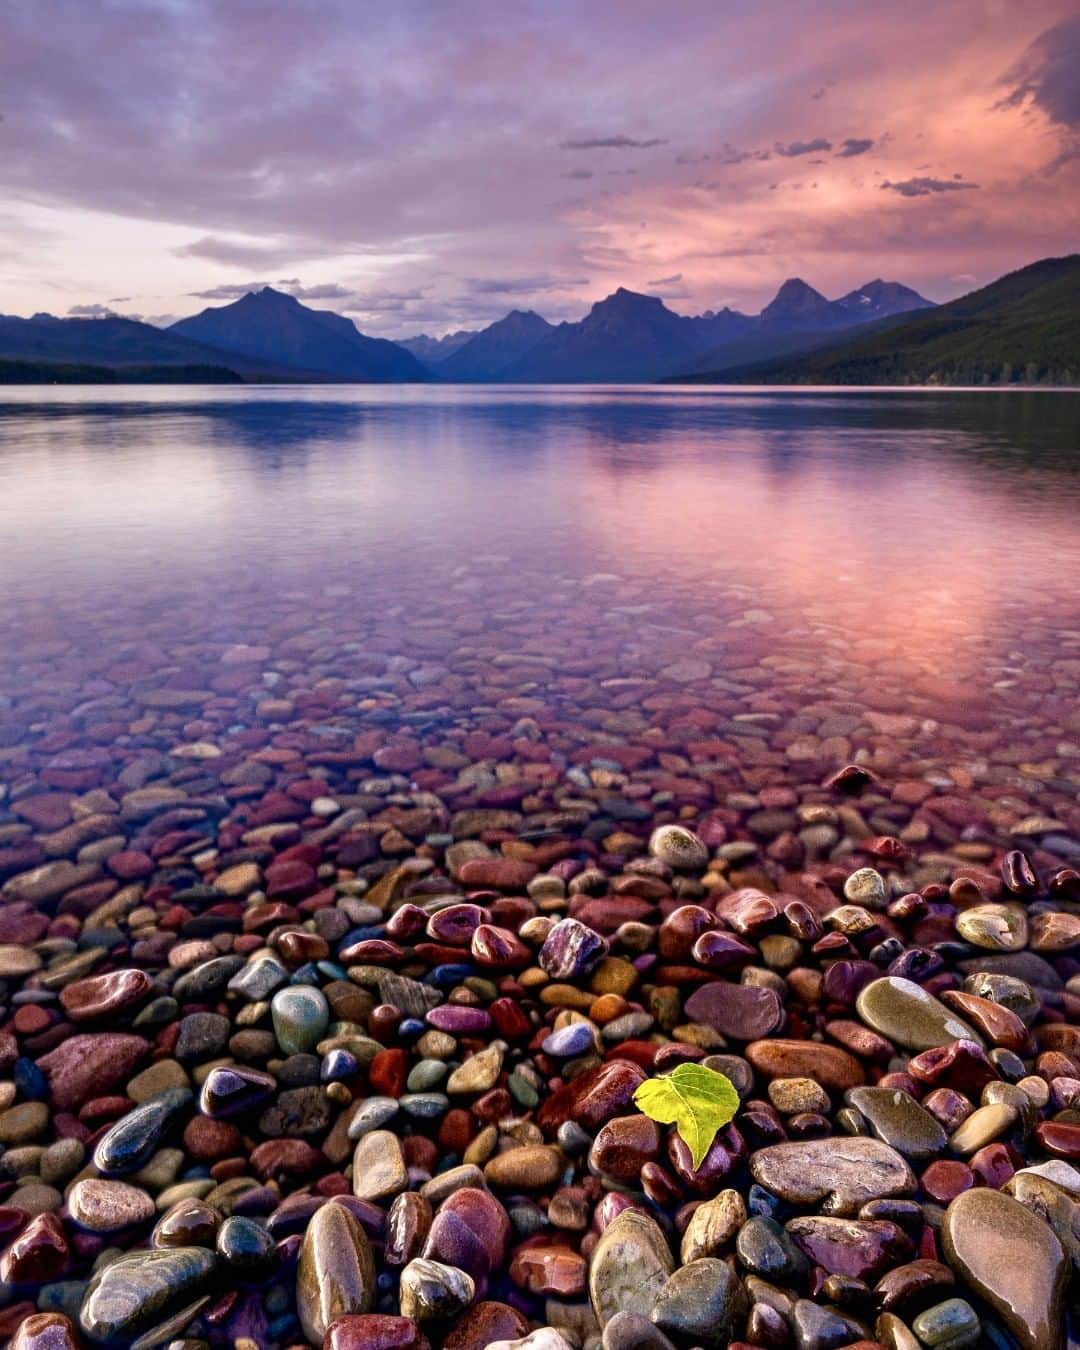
[2, 0, 1077, 336]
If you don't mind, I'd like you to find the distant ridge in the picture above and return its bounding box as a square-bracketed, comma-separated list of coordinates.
[171, 288, 428, 382]
[677, 255, 1080, 386]
[12, 262, 1073, 386]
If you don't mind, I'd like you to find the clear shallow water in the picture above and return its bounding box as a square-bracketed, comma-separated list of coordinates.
[1, 385, 1079, 851]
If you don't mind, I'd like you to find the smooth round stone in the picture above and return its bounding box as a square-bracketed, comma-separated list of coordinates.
[216, 1215, 277, 1273]
[59, 968, 152, 1023]
[297, 1201, 376, 1344]
[911, 1298, 981, 1349]
[79, 1246, 218, 1344]
[648, 825, 708, 870]
[93, 1088, 193, 1175]
[680, 1189, 746, 1263]
[735, 1215, 809, 1281]
[750, 1138, 917, 1216]
[153, 1197, 221, 1248]
[398, 1258, 475, 1324]
[942, 1188, 1067, 1350]
[324, 1314, 432, 1350]
[589, 1209, 674, 1327]
[589, 1115, 661, 1182]
[484, 1146, 563, 1191]
[68, 1178, 155, 1233]
[845, 1087, 948, 1161]
[745, 1038, 864, 1090]
[684, 981, 783, 1041]
[856, 977, 983, 1051]
[0, 1101, 50, 1144]
[949, 1102, 1017, 1154]
[956, 904, 1028, 952]
[843, 867, 887, 907]
[542, 1023, 596, 1058]
[0, 944, 43, 977]
[767, 1078, 830, 1115]
[272, 984, 330, 1055]
[352, 1130, 408, 1202]
[649, 1257, 747, 1347]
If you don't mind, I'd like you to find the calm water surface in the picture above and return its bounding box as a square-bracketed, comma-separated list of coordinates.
[1, 385, 1078, 854]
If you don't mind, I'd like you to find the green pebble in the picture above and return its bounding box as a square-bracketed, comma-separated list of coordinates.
[913, 1298, 981, 1349]
[407, 1059, 448, 1092]
[508, 1073, 540, 1109]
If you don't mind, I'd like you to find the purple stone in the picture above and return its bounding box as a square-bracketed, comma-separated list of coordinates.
[538, 918, 608, 979]
[426, 1005, 492, 1034]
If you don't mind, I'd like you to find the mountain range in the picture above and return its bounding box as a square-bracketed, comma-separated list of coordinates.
[679, 255, 1080, 386]
[1, 257, 1073, 385]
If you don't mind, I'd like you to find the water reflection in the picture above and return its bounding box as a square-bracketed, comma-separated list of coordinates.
[0, 386, 1077, 734]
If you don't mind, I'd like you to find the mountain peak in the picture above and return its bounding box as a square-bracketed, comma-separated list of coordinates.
[761, 278, 831, 322]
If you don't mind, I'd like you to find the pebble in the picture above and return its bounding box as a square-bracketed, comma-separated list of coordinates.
[67, 1178, 155, 1232]
[845, 1086, 948, 1161]
[297, 1201, 376, 1343]
[589, 1209, 674, 1327]
[79, 1246, 218, 1343]
[750, 1138, 917, 1215]
[942, 1187, 1067, 1350]
[856, 976, 982, 1051]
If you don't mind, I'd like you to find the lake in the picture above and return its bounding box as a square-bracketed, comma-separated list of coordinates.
[1, 385, 1079, 878]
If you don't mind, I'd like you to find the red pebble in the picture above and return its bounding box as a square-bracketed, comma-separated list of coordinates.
[920, 1160, 974, 1203]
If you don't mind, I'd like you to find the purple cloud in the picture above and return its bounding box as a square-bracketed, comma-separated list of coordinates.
[775, 137, 832, 156]
[560, 135, 668, 150]
[836, 137, 874, 157]
[880, 176, 980, 197]
[998, 17, 1080, 127]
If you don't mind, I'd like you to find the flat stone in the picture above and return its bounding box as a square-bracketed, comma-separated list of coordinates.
[297, 1200, 376, 1344]
[484, 1145, 563, 1190]
[589, 1209, 674, 1327]
[352, 1130, 408, 1202]
[0, 945, 43, 977]
[649, 1258, 747, 1347]
[0, 1101, 49, 1144]
[68, 1179, 155, 1232]
[845, 1086, 948, 1161]
[324, 1315, 432, 1350]
[59, 968, 151, 1022]
[38, 1034, 150, 1111]
[785, 1216, 913, 1282]
[749, 1138, 917, 1216]
[745, 1038, 864, 1090]
[79, 1246, 217, 1344]
[856, 977, 982, 1051]
[942, 1188, 1067, 1350]
[684, 981, 783, 1041]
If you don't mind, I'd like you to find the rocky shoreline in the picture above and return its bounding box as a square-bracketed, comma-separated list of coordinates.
[0, 611, 1078, 1348]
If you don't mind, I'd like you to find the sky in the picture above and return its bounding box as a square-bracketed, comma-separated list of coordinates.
[1, 0, 1078, 337]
